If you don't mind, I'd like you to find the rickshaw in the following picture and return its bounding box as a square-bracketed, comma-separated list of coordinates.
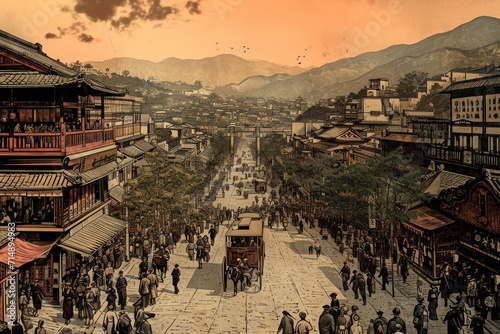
[222, 212, 265, 292]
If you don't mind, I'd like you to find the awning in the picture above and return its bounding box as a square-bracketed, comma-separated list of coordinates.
[134, 140, 155, 152]
[64, 161, 117, 185]
[0, 239, 54, 268]
[58, 214, 126, 257]
[0, 172, 70, 196]
[109, 185, 124, 203]
[403, 206, 455, 234]
[119, 145, 144, 158]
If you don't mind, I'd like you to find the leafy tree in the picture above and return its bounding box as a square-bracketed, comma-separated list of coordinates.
[397, 71, 428, 97]
[122, 69, 130, 77]
[123, 151, 205, 221]
[324, 151, 429, 229]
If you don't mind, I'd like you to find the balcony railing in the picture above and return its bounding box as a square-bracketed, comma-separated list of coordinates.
[0, 127, 114, 153]
[114, 123, 141, 139]
[423, 144, 500, 169]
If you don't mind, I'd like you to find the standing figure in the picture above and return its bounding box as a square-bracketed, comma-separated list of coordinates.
[31, 281, 44, 316]
[186, 241, 195, 261]
[295, 312, 313, 334]
[340, 262, 351, 291]
[139, 273, 150, 309]
[104, 263, 114, 289]
[373, 310, 387, 334]
[467, 276, 478, 308]
[367, 273, 375, 297]
[172, 264, 181, 294]
[102, 304, 118, 334]
[83, 287, 95, 327]
[399, 257, 409, 283]
[34, 320, 46, 334]
[379, 263, 389, 291]
[357, 273, 367, 305]
[443, 305, 462, 334]
[147, 269, 159, 305]
[116, 271, 128, 310]
[90, 282, 101, 312]
[318, 305, 336, 334]
[413, 297, 429, 334]
[277, 310, 295, 334]
[350, 270, 359, 300]
[62, 282, 75, 325]
[314, 240, 321, 258]
[427, 284, 440, 320]
[386, 307, 406, 334]
[468, 309, 485, 334]
[208, 225, 217, 246]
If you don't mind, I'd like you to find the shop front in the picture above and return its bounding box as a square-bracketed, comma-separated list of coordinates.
[400, 206, 458, 280]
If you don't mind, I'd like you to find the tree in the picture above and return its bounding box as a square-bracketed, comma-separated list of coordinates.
[396, 71, 428, 97]
[122, 69, 130, 77]
[324, 151, 430, 228]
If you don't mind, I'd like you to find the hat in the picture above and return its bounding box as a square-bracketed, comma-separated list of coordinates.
[119, 270, 124, 274]
[174, 264, 179, 268]
[376, 310, 384, 315]
[392, 307, 401, 314]
[282, 310, 291, 316]
[299, 312, 306, 319]
[237, 258, 241, 262]
[330, 293, 337, 297]
[395, 324, 402, 330]
[322, 305, 331, 309]
[416, 297, 424, 302]
[351, 305, 359, 311]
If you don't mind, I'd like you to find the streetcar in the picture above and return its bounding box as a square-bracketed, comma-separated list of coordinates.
[222, 212, 265, 292]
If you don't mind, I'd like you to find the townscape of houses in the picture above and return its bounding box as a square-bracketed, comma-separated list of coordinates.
[0, 27, 499, 323]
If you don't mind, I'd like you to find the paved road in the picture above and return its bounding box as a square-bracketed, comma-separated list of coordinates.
[35, 149, 498, 333]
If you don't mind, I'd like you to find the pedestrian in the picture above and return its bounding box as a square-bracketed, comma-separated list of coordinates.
[62, 281, 75, 325]
[367, 319, 375, 334]
[468, 309, 485, 334]
[277, 310, 295, 334]
[350, 270, 359, 299]
[106, 287, 118, 310]
[90, 281, 101, 312]
[116, 270, 128, 310]
[443, 305, 462, 334]
[341, 262, 351, 291]
[379, 263, 389, 291]
[350, 312, 363, 334]
[358, 273, 367, 305]
[209, 225, 217, 246]
[104, 262, 114, 289]
[102, 303, 118, 334]
[296, 312, 314, 334]
[139, 257, 149, 278]
[147, 269, 159, 305]
[386, 307, 406, 334]
[467, 276, 478, 308]
[34, 320, 46, 334]
[372, 310, 387, 334]
[83, 286, 95, 327]
[339, 241, 345, 255]
[318, 305, 336, 334]
[413, 296, 429, 334]
[117, 310, 133, 334]
[172, 264, 181, 294]
[367, 273, 375, 297]
[399, 257, 409, 283]
[134, 300, 154, 334]
[31, 280, 44, 316]
[314, 240, 321, 258]
[338, 305, 351, 334]
[329, 292, 340, 324]
[427, 284, 440, 320]
[186, 240, 195, 261]
[139, 272, 150, 309]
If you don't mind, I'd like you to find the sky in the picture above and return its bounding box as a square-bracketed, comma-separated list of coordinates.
[1, 0, 500, 68]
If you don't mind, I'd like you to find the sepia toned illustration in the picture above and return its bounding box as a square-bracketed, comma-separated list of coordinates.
[0, 1, 500, 333]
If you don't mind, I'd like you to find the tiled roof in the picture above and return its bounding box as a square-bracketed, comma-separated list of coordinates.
[134, 140, 155, 152]
[0, 72, 74, 87]
[0, 172, 70, 190]
[441, 74, 500, 93]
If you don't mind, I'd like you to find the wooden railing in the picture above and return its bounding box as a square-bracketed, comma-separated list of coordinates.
[0, 127, 114, 153]
[114, 123, 141, 139]
[423, 144, 500, 169]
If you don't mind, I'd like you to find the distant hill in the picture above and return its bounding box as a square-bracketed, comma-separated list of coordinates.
[84, 54, 306, 87]
[214, 16, 500, 100]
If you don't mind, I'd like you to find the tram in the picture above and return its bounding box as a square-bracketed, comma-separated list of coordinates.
[222, 212, 265, 291]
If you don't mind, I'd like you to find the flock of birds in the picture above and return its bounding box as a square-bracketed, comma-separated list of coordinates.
[214, 43, 331, 66]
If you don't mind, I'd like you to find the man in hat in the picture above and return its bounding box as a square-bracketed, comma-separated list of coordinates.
[318, 305, 336, 334]
[62, 281, 75, 325]
[443, 305, 462, 334]
[172, 264, 181, 294]
[358, 273, 367, 305]
[373, 310, 387, 334]
[138, 256, 149, 279]
[350, 270, 359, 299]
[147, 269, 159, 305]
[387, 307, 406, 334]
[467, 276, 478, 308]
[413, 297, 429, 334]
[329, 292, 340, 323]
[379, 263, 389, 290]
[295, 311, 313, 334]
[116, 271, 127, 310]
[277, 310, 295, 334]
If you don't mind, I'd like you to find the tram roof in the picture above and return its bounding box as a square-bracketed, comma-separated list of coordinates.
[226, 218, 264, 237]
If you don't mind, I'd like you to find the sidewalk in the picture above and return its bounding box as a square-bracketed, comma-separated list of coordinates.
[300, 219, 500, 334]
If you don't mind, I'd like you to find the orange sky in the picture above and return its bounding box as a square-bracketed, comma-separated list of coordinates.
[1, 0, 500, 68]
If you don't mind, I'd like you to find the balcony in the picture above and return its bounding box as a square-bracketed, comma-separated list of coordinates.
[423, 144, 500, 169]
[0, 126, 115, 156]
[114, 123, 142, 140]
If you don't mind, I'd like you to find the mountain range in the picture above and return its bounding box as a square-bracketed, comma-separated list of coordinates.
[85, 16, 500, 101]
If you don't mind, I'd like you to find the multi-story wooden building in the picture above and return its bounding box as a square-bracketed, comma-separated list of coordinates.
[0, 30, 129, 318]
